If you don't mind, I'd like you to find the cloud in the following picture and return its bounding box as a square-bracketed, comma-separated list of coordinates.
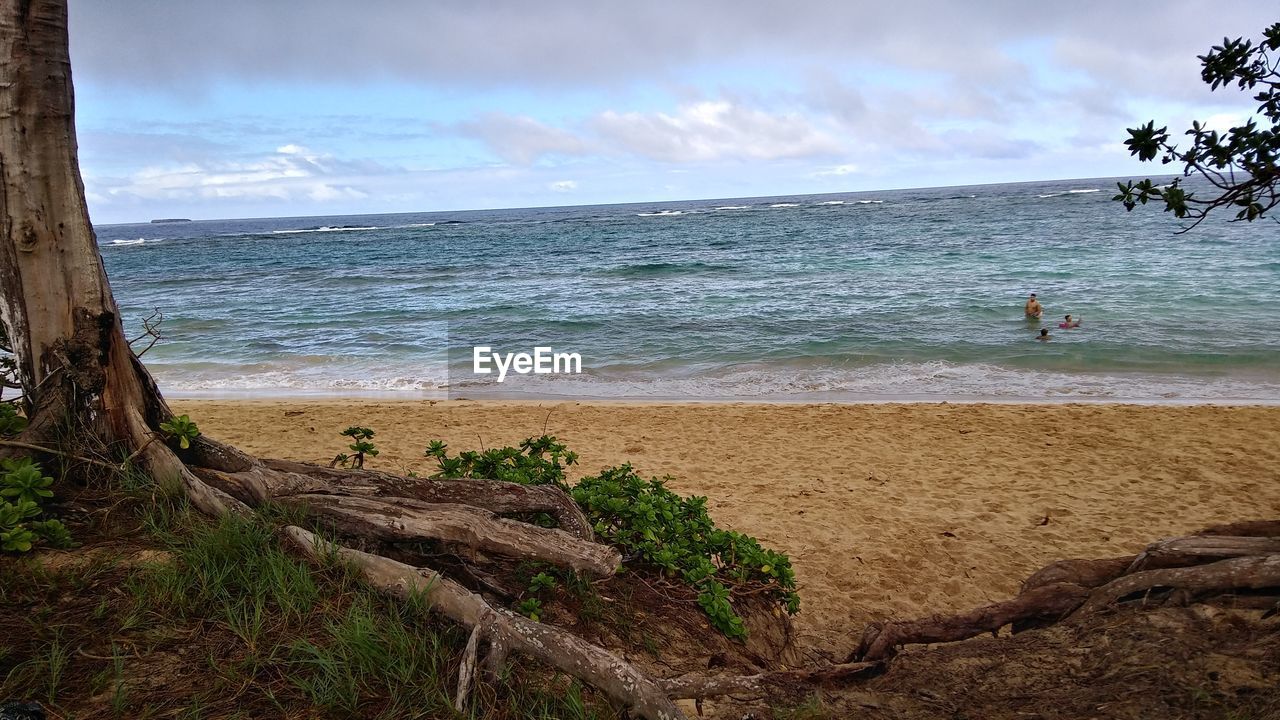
[591, 100, 843, 162]
[456, 114, 591, 165]
[549, 180, 578, 192]
[813, 164, 858, 177]
[67, 0, 1276, 105]
[456, 99, 843, 165]
[92, 144, 393, 205]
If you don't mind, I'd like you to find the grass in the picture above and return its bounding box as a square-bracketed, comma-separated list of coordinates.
[0, 482, 619, 720]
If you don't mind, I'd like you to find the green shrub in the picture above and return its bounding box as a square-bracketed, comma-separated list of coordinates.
[0, 458, 71, 554]
[334, 426, 378, 469]
[428, 436, 799, 639]
[0, 401, 26, 437]
[158, 414, 200, 450]
[426, 435, 577, 487]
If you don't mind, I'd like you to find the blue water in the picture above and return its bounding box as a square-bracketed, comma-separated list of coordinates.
[95, 177, 1280, 402]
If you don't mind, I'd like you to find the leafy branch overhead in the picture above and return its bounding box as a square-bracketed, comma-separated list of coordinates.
[1114, 22, 1280, 230]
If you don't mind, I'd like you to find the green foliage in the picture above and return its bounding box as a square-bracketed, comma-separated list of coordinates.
[528, 571, 558, 593]
[1, 457, 54, 504]
[336, 426, 378, 469]
[572, 464, 800, 638]
[429, 436, 800, 639]
[427, 435, 577, 486]
[0, 458, 70, 554]
[158, 414, 200, 450]
[515, 597, 544, 622]
[0, 401, 26, 437]
[1115, 22, 1280, 229]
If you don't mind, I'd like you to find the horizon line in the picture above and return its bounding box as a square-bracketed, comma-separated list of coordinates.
[95, 171, 1180, 227]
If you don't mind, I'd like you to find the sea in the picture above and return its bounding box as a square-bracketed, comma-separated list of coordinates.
[94, 176, 1280, 404]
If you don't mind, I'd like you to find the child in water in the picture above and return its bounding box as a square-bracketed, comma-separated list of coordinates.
[1059, 314, 1081, 329]
[1037, 328, 1051, 341]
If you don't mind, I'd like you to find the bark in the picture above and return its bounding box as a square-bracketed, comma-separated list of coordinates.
[851, 582, 1092, 661]
[1071, 553, 1280, 618]
[1124, 536, 1280, 573]
[278, 492, 620, 576]
[852, 523, 1280, 662]
[657, 662, 882, 699]
[283, 526, 687, 720]
[1020, 556, 1136, 593]
[258, 458, 594, 539]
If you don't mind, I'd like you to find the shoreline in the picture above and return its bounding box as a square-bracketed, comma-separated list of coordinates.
[162, 390, 1280, 407]
[175, 398, 1280, 657]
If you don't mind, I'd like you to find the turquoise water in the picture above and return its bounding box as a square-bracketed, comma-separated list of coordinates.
[95, 177, 1280, 402]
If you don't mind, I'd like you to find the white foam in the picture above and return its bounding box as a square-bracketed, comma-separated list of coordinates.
[271, 226, 380, 235]
[445, 360, 1280, 403]
[817, 200, 846, 205]
[109, 238, 149, 246]
[636, 210, 684, 217]
[770, 203, 800, 208]
[1037, 188, 1102, 198]
[714, 205, 750, 210]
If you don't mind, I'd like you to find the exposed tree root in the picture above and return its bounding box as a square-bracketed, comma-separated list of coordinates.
[277, 492, 620, 576]
[1072, 553, 1280, 618]
[852, 525, 1280, 663]
[657, 661, 883, 699]
[282, 525, 687, 720]
[852, 583, 1092, 661]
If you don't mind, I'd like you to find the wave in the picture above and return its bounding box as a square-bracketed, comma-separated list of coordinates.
[817, 200, 846, 205]
[636, 210, 684, 217]
[598, 261, 736, 278]
[1036, 188, 1102, 198]
[770, 203, 800, 208]
[271, 225, 381, 235]
[714, 205, 750, 211]
[107, 238, 151, 247]
[444, 360, 1280, 403]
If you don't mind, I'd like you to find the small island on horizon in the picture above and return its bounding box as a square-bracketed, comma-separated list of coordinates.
[149, 217, 191, 223]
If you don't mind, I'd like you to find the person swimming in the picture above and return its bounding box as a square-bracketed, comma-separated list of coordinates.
[1059, 314, 1081, 329]
[1037, 328, 1051, 341]
[1025, 293, 1042, 319]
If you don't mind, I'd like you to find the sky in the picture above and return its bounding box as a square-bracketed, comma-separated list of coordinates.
[67, 1, 1277, 224]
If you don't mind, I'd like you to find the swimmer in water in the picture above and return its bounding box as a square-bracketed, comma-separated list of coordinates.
[1059, 314, 1081, 329]
[1037, 328, 1051, 341]
[1025, 293, 1042, 319]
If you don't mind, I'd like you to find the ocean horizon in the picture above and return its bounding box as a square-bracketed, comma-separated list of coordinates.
[96, 175, 1280, 404]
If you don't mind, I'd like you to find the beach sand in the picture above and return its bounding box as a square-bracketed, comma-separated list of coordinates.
[174, 399, 1280, 657]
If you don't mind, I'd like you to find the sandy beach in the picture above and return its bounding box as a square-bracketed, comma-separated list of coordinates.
[175, 399, 1280, 657]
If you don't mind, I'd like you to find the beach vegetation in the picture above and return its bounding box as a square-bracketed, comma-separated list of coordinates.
[0, 458, 71, 554]
[157, 414, 199, 450]
[1, 482, 617, 719]
[1115, 21, 1280, 229]
[428, 436, 800, 639]
[332, 426, 379, 468]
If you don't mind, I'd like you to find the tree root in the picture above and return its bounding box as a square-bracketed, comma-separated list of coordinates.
[852, 524, 1280, 662]
[282, 525, 686, 720]
[658, 661, 883, 699]
[852, 582, 1092, 661]
[277, 492, 620, 576]
[1071, 553, 1280, 618]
